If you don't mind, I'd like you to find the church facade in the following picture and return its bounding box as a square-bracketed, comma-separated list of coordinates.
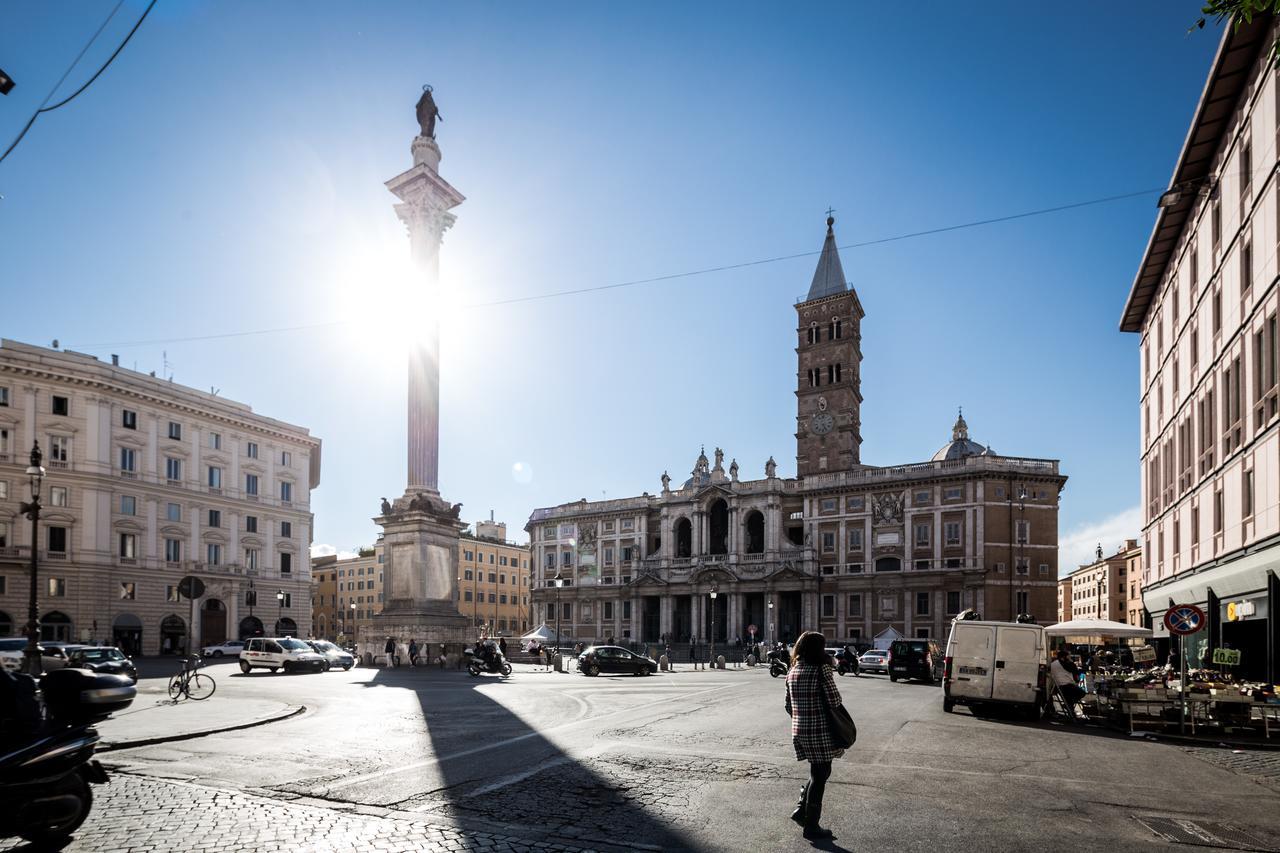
[527, 217, 1066, 647]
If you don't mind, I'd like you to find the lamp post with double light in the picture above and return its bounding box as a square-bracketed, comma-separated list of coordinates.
[276, 589, 285, 634]
[554, 569, 564, 669]
[709, 584, 719, 666]
[767, 598, 774, 648]
[349, 601, 356, 643]
[19, 443, 45, 676]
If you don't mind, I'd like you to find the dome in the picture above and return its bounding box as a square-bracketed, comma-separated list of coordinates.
[931, 409, 992, 462]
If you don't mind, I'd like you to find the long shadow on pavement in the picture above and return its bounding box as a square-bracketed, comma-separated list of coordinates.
[349, 665, 697, 851]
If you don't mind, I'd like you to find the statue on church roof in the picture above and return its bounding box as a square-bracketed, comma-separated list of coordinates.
[416, 85, 443, 139]
[729, 458, 739, 482]
[765, 456, 777, 479]
[713, 447, 724, 472]
[661, 470, 671, 492]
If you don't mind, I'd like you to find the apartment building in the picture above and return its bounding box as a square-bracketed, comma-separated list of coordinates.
[0, 340, 321, 654]
[1120, 16, 1280, 683]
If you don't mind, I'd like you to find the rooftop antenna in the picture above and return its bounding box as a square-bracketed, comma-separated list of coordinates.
[163, 350, 173, 382]
[210, 386, 220, 396]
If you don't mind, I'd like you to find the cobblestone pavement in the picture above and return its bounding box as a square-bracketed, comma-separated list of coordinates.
[399, 750, 781, 841]
[1183, 747, 1280, 793]
[0, 773, 592, 853]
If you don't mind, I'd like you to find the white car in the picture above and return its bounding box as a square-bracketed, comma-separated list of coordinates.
[0, 638, 28, 672]
[201, 640, 246, 658]
[238, 637, 328, 674]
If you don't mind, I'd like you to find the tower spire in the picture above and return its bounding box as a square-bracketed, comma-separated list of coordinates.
[806, 212, 849, 302]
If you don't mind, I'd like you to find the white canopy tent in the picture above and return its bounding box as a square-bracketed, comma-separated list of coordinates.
[1043, 619, 1153, 640]
[519, 624, 573, 647]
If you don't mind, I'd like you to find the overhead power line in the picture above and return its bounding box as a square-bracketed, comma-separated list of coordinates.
[66, 184, 1165, 350]
[0, 0, 156, 166]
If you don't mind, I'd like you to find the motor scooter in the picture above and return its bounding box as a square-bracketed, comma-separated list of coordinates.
[836, 655, 860, 677]
[0, 667, 135, 846]
[465, 649, 512, 678]
[768, 648, 788, 678]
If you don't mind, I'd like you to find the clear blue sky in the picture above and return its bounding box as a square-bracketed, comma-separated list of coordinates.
[0, 2, 1220, 568]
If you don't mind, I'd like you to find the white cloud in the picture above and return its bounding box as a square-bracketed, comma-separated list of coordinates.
[309, 543, 359, 560]
[1058, 505, 1142, 577]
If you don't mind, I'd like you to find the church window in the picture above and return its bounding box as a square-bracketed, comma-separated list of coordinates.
[675, 518, 692, 558]
[820, 498, 836, 513]
[821, 532, 835, 553]
[827, 364, 841, 383]
[807, 368, 818, 387]
[914, 524, 930, 547]
[807, 325, 818, 345]
[830, 317, 843, 340]
[848, 528, 863, 550]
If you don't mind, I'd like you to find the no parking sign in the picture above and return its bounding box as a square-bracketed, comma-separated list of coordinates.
[1163, 603, 1205, 636]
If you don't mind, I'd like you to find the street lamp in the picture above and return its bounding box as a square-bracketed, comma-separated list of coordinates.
[19, 442, 45, 676]
[767, 598, 774, 647]
[1011, 482, 1027, 619]
[709, 584, 719, 666]
[276, 589, 285, 635]
[554, 569, 564, 669]
[349, 601, 356, 643]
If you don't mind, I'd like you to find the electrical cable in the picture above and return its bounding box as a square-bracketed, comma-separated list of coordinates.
[0, 0, 155, 167]
[66, 184, 1167, 350]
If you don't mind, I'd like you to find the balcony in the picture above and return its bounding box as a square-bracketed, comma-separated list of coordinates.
[47, 460, 69, 470]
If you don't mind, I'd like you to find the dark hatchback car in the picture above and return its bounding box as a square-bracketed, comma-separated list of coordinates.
[66, 646, 138, 683]
[577, 645, 658, 677]
[888, 639, 944, 683]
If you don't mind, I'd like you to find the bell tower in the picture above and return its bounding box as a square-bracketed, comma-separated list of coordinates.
[795, 214, 864, 477]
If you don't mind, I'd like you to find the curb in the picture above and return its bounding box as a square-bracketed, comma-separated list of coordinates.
[99, 704, 307, 752]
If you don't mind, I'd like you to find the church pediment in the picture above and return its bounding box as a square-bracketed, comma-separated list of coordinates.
[628, 572, 667, 588]
[696, 483, 734, 501]
[691, 567, 738, 585]
[764, 564, 808, 582]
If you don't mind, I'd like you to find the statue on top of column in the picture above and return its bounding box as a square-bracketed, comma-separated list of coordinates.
[416, 85, 443, 139]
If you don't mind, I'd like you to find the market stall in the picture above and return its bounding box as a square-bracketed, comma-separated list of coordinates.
[1044, 618, 1279, 736]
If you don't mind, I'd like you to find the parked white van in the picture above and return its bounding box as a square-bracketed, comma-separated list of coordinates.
[943, 620, 1047, 717]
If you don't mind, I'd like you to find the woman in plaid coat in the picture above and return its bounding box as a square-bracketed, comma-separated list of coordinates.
[784, 631, 843, 840]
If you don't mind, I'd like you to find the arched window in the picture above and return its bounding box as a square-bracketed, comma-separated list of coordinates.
[708, 500, 729, 555]
[675, 518, 692, 558]
[831, 317, 843, 339]
[807, 324, 818, 345]
[744, 511, 765, 554]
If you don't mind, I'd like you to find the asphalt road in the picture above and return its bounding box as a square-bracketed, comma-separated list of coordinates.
[18, 658, 1280, 851]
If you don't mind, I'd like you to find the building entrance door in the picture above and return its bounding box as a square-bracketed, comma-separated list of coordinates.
[201, 599, 227, 646]
[673, 597, 691, 642]
[642, 597, 661, 643]
[778, 592, 802, 645]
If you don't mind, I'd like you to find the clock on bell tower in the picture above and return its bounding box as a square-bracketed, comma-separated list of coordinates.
[795, 214, 864, 477]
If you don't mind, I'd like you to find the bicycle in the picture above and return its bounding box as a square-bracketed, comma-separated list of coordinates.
[168, 655, 216, 701]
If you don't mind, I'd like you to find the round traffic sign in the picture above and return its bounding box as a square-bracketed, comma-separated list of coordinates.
[178, 575, 206, 600]
[1163, 603, 1205, 636]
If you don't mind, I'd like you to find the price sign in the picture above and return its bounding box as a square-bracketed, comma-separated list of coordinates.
[1212, 648, 1241, 666]
[1133, 645, 1157, 663]
[1163, 603, 1205, 636]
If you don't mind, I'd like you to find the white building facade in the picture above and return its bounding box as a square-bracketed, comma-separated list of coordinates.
[0, 340, 321, 655]
[1120, 16, 1280, 683]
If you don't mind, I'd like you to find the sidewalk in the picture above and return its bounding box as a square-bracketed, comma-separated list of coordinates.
[98, 694, 304, 751]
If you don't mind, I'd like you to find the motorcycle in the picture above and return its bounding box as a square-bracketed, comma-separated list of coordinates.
[0, 667, 136, 846]
[466, 650, 512, 678]
[768, 648, 788, 678]
[836, 655, 860, 677]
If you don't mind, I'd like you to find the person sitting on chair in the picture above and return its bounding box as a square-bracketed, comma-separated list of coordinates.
[1050, 648, 1085, 717]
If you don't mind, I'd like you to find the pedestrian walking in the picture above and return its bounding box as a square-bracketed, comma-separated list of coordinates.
[408, 639, 419, 668]
[784, 631, 844, 841]
[665, 643, 673, 672]
[383, 636, 397, 669]
[498, 637, 508, 658]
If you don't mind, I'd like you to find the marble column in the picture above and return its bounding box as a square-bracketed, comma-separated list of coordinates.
[387, 135, 465, 494]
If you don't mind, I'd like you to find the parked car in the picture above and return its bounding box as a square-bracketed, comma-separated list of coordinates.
[200, 640, 246, 658]
[238, 637, 328, 674]
[943, 620, 1047, 717]
[65, 646, 138, 683]
[577, 645, 658, 677]
[858, 649, 889, 674]
[306, 640, 355, 671]
[0, 637, 31, 672]
[39, 642, 83, 671]
[888, 638, 945, 683]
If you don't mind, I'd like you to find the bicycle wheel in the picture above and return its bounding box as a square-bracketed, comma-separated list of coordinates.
[186, 673, 216, 701]
[167, 674, 185, 700]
